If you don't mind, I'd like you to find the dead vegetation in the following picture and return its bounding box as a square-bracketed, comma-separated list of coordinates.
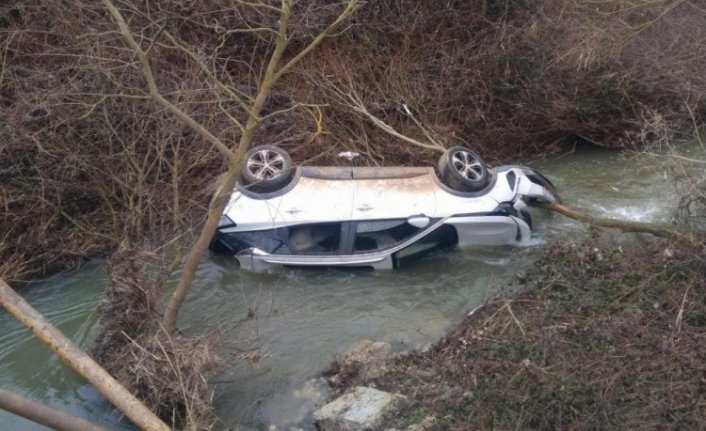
[325, 236, 706, 430]
[672, 144, 706, 231]
[299, 0, 706, 164]
[105, 333, 219, 430]
[92, 248, 168, 366]
[92, 248, 221, 430]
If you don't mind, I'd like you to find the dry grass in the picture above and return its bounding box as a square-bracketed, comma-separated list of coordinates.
[92, 247, 220, 430]
[117, 334, 219, 431]
[327, 236, 706, 430]
[92, 247, 166, 363]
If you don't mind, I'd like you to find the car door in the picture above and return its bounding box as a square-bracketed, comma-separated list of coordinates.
[351, 172, 437, 221]
[270, 175, 355, 227]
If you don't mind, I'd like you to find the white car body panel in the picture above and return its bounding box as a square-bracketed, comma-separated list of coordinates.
[223, 168, 513, 230]
[352, 174, 437, 220]
[449, 215, 525, 246]
[213, 165, 560, 271]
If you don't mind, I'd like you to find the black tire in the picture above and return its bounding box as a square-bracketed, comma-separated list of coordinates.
[437, 146, 489, 192]
[240, 145, 294, 193]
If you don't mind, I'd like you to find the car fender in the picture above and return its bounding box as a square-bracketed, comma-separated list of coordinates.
[516, 175, 559, 203]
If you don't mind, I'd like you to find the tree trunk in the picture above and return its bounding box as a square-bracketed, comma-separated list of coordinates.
[0, 279, 170, 431]
[161, 166, 242, 334]
[541, 203, 690, 241]
[103, 0, 361, 335]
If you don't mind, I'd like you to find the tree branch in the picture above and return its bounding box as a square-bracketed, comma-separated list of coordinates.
[160, 0, 297, 335]
[0, 388, 112, 431]
[102, 0, 360, 336]
[101, 0, 237, 164]
[274, 0, 360, 81]
[161, 30, 257, 121]
[0, 279, 170, 431]
[540, 202, 690, 241]
[234, 0, 282, 13]
[341, 88, 446, 152]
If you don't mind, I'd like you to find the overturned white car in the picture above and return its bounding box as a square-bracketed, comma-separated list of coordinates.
[210, 145, 560, 271]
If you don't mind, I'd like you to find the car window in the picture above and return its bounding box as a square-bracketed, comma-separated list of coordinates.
[224, 224, 343, 255]
[354, 219, 422, 253]
[225, 227, 288, 255]
[288, 223, 342, 255]
[393, 225, 458, 267]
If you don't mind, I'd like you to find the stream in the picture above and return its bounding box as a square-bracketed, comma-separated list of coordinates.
[1, 145, 699, 430]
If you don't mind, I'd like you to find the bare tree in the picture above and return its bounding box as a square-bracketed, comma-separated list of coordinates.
[101, 0, 360, 334]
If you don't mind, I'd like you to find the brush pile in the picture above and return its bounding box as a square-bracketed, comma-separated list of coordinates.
[93, 248, 219, 430]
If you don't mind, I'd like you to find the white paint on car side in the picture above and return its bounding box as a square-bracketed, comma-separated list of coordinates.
[449, 215, 526, 246]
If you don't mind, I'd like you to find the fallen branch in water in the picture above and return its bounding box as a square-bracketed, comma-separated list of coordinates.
[0, 387, 111, 431]
[0, 279, 170, 431]
[540, 203, 690, 241]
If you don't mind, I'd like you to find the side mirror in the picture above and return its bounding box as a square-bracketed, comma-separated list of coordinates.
[407, 215, 430, 228]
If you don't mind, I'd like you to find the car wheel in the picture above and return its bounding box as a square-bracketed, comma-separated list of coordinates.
[437, 146, 489, 192]
[240, 145, 294, 193]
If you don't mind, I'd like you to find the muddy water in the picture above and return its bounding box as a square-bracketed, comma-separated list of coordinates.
[0, 146, 697, 430]
[0, 263, 134, 430]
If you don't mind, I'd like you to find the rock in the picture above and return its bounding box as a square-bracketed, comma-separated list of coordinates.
[337, 340, 393, 382]
[343, 340, 392, 364]
[261, 378, 330, 429]
[313, 386, 405, 431]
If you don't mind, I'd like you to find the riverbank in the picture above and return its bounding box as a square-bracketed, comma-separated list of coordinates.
[323, 234, 706, 430]
[2, 0, 705, 282]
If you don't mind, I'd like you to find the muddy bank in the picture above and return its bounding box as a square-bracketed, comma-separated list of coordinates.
[324, 235, 706, 430]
